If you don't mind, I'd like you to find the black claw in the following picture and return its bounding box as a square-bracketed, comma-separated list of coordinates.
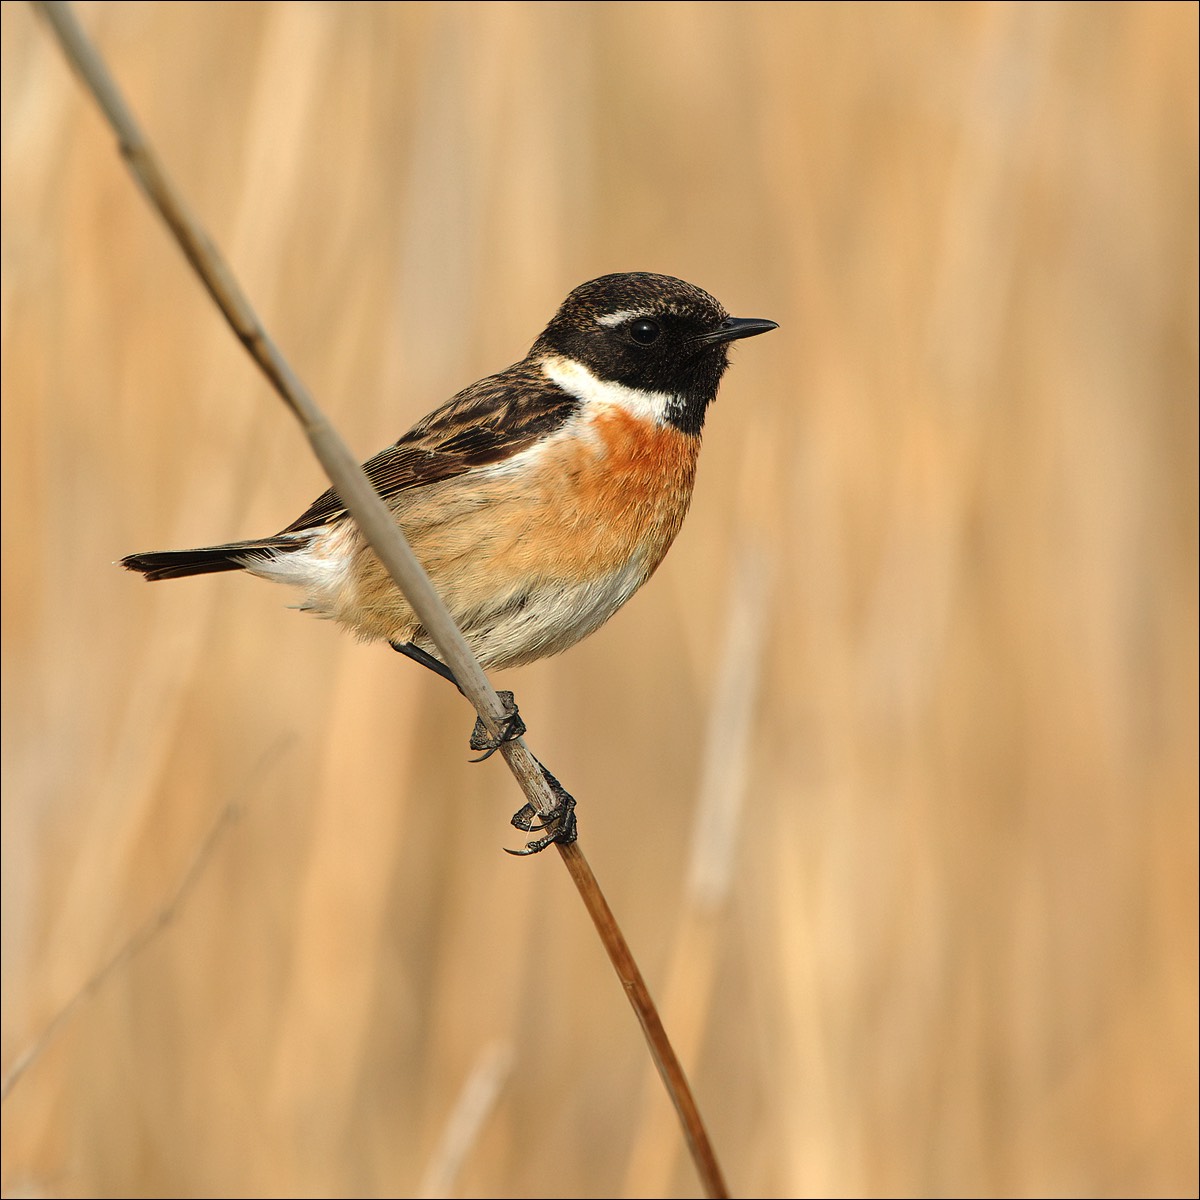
[469, 691, 526, 761]
[505, 834, 559, 856]
[505, 764, 577, 855]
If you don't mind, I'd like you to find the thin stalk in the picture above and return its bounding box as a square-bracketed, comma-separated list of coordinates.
[30, 4, 729, 1195]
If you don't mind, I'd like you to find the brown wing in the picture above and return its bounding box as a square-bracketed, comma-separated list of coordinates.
[281, 359, 578, 533]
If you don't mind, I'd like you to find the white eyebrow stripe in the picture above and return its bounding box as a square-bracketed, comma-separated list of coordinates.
[540, 355, 677, 425]
[595, 308, 650, 328]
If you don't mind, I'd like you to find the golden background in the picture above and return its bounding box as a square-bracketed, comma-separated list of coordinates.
[2, 2, 1196, 1196]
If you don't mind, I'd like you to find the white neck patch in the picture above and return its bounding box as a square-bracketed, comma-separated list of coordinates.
[541, 355, 677, 426]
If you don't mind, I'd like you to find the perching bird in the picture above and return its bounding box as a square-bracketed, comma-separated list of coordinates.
[122, 272, 777, 850]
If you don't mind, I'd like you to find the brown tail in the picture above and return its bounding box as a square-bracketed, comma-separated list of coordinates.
[120, 537, 294, 582]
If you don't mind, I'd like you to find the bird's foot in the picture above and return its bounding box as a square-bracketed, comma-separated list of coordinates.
[468, 691, 526, 762]
[506, 763, 578, 856]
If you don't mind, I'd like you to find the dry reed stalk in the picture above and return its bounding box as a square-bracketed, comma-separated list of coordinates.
[621, 546, 771, 1196]
[29, 2, 729, 1194]
[0, 798, 241, 1102]
[417, 1041, 514, 1199]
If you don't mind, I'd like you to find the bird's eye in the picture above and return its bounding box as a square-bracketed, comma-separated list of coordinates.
[628, 318, 661, 345]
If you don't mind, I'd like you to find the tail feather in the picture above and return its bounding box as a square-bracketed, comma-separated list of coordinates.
[121, 537, 294, 582]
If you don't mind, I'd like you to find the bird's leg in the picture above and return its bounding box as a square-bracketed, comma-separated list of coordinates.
[389, 640, 460, 686]
[389, 641, 565, 852]
[389, 641, 526, 758]
[506, 760, 578, 856]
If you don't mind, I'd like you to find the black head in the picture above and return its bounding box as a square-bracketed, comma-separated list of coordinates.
[531, 272, 777, 436]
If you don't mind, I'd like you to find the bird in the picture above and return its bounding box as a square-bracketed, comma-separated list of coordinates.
[122, 272, 777, 851]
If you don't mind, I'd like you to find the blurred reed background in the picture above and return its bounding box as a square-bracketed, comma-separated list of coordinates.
[2, 2, 1196, 1196]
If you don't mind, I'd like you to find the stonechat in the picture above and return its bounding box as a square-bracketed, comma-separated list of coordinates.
[122, 272, 777, 850]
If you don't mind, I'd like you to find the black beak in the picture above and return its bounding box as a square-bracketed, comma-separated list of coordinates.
[697, 316, 779, 346]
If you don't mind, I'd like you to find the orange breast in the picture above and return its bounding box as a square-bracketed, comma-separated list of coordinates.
[505, 406, 701, 581]
[332, 407, 701, 652]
